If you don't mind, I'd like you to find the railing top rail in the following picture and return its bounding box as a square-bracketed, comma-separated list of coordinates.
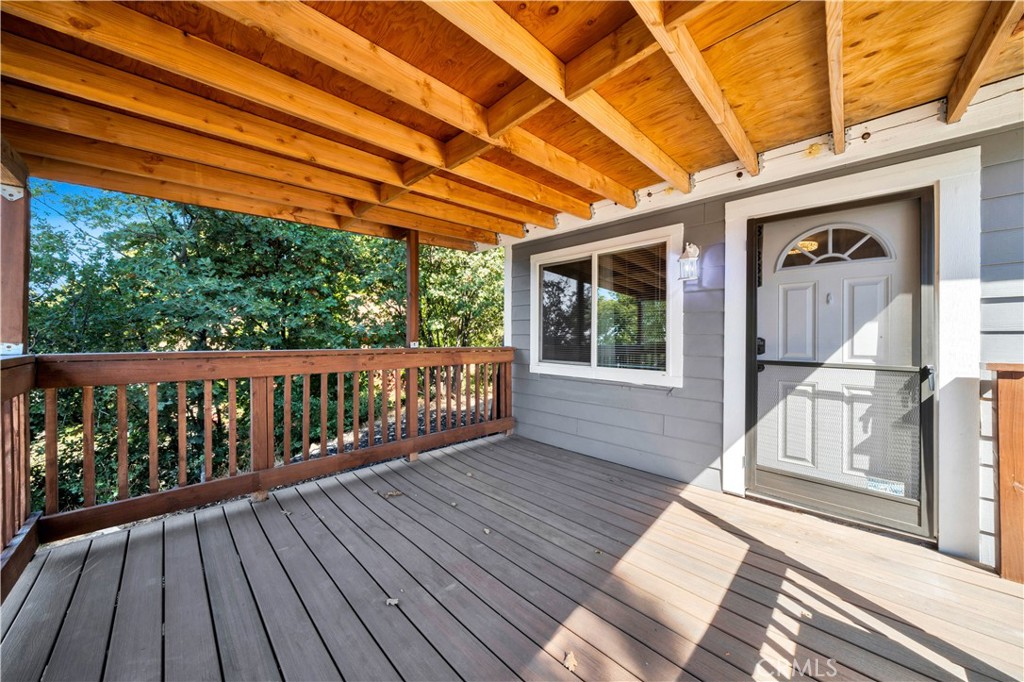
[34, 346, 515, 388]
[0, 355, 35, 370]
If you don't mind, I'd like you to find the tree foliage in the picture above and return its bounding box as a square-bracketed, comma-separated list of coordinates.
[27, 182, 504, 510]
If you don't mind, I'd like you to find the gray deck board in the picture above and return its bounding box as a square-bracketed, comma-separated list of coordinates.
[104, 521, 163, 682]
[1, 542, 87, 682]
[195, 506, 281, 682]
[2, 435, 1021, 681]
[43, 532, 126, 682]
[162, 513, 220, 682]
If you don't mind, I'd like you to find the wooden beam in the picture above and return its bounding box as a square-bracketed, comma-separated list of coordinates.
[21, 155, 481, 249]
[0, 10, 576, 219]
[947, 1, 1024, 124]
[564, 15, 663, 100]
[0, 82, 550, 233]
[2, 1, 445, 167]
[4, 121, 358, 216]
[203, 0, 632, 207]
[487, 81, 555, 137]
[629, 1, 759, 175]
[406, 230, 420, 348]
[1, 136, 29, 188]
[428, 0, 692, 193]
[825, 1, 845, 154]
[3, 120, 521, 241]
[459, 158, 592, 218]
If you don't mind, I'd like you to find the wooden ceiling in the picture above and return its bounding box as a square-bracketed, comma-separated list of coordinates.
[2, 1, 1022, 250]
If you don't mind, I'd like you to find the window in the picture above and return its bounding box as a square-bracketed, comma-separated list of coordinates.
[530, 225, 684, 387]
[778, 223, 890, 270]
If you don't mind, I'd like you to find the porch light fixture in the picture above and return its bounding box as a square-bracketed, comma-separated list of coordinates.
[677, 242, 701, 281]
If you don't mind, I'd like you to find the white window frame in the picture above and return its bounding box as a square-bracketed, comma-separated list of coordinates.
[529, 224, 685, 387]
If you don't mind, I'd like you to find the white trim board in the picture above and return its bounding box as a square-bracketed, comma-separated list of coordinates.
[722, 148, 982, 561]
[491, 75, 1021, 250]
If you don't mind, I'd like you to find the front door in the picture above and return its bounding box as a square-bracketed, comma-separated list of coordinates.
[748, 193, 934, 537]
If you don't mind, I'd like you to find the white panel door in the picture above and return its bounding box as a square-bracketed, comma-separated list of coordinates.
[755, 198, 921, 502]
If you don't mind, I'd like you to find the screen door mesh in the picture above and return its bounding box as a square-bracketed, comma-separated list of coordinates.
[755, 363, 921, 500]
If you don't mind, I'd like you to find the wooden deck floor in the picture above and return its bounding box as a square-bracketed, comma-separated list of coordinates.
[2, 435, 1022, 681]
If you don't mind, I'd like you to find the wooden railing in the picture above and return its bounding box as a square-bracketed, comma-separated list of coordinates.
[1, 356, 38, 599]
[27, 347, 512, 543]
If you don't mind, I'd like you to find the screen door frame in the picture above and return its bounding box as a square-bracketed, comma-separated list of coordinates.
[744, 188, 936, 539]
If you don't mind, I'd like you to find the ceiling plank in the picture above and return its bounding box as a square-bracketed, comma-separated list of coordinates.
[487, 81, 555, 137]
[21, 154, 477, 250]
[947, 0, 1024, 124]
[825, 0, 845, 154]
[203, 0, 632, 207]
[0, 32, 559, 225]
[2, 0, 446, 167]
[1, 135, 29, 187]
[427, 0, 692, 193]
[629, 0, 759, 175]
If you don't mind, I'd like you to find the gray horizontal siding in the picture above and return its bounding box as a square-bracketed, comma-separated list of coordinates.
[510, 127, 1023, 496]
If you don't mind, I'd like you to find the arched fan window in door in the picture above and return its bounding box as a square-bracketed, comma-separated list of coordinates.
[777, 223, 891, 270]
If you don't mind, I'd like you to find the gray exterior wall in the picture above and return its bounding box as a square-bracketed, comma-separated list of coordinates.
[510, 126, 1022, 560]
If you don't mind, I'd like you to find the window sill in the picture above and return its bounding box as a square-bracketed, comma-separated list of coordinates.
[529, 360, 684, 388]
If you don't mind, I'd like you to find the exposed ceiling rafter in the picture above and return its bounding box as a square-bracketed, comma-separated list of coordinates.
[629, 0, 759, 175]
[947, 0, 1024, 123]
[426, 0, 692, 193]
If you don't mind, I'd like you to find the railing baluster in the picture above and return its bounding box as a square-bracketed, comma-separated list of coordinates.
[422, 366, 430, 435]
[406, 365, 415, 439]
[3, 401, 13, 541]
[475, 363, 482, 424]
[320, 373, 328, 457]
[382, 370, 390, 443]
[117, 384, 128, 499]
[302, 374, 310, 461]
[228, 379, 237, 476]
[177, 382, 187, 487]
[83, 385, 96, 506]
[446, 365, 453, 429]
[283, 374, 292, 466]
[434, 365, 442, 433]
[504, 361, 512, 420]
[490, 363, 498, 421]
[204, 380, 213, 480]
[465, 363, 473, 425]
[352, 371, 361, 451]
[367, 370, 376, 446]
[394, 368, 403, 440]
[337, 373, 344, 454]
[455, 365, 463, 428]
[147, 383, 158, 493]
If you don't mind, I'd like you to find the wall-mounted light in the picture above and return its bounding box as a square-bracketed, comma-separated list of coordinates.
[677, 242, 701, 281]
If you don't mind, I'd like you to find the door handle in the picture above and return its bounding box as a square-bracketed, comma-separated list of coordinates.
[921, 364, 935, 391]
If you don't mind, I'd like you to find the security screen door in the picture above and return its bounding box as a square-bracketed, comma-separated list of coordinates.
[749, 194, 934, 537]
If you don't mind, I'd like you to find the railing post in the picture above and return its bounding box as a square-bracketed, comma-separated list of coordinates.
[250, 376, 275, 500]
[989, 363, 1024, 583]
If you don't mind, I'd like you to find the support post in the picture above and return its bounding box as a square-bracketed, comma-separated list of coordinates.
[249, 376, 275, 501]
[406, 229, 420, 348]
[990, 363, 1024, 583]
[1, 136, 29, 356]
[406, 229, 420, 462]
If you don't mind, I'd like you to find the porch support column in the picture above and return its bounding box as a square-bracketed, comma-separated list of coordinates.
[1, 137, 30, 355]
[406, 229, 420, 348]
